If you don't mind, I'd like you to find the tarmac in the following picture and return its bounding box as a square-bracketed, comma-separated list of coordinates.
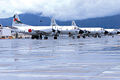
[0, 35, 120, 80]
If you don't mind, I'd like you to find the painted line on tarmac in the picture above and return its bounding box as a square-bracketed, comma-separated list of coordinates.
[0, 73, 120, 79]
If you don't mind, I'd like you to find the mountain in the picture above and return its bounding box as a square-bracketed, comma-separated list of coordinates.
[0, 13, 120, 29]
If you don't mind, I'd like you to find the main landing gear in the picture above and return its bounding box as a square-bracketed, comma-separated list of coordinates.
[31, 35, 39, 39]
[44, 36, 48, 40]
[54, 34, 58, 39]
[32, 34, 49, 40]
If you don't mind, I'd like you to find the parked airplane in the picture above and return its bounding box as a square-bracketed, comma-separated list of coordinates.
[50, 18, 85, 38]
[104, 29, 120, 35]
[80, 27, 105, 34]
[12, 14, 57, 39]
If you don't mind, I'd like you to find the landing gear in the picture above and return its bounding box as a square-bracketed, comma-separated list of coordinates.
[54, 34, 58, 39]
[44, 36, 48, 40]
[82, 35, 86, 38]
[68, 32, 72, 37]
[72, 36, 75, 39]
[54, 36, 57, 39]
[39, 34, 42, 39]
[31, 35, 39, 39]
[77, 35, 80, 38]
[98, 35, 101, 38]
[32, 34, 49, 40]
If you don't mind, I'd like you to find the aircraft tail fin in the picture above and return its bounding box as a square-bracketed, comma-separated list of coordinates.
[12, 14, 23, 26]
[72, 21, 76, 26]
[51, 18, 58, 26]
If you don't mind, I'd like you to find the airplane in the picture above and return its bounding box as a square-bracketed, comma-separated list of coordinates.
[12, 14, 58, 39]
[80, 27, 105, 34]
[104, 29, 120, 35]
[77, 27, 110, 38]
[50, 19, 85, 38]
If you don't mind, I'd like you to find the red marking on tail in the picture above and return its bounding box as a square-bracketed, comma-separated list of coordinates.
[14, 18, 19, 21]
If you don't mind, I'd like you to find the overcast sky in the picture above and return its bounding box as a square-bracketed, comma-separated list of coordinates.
[0, 0, 120, 20]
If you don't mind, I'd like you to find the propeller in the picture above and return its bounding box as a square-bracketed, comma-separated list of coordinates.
[104, 30, 109, 35]
[52, 28, 61, 36]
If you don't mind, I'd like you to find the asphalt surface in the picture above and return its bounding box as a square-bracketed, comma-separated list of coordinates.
[0, 36, 120, 80]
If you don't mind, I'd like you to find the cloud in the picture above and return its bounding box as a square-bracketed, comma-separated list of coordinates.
[0, 0, 120, 21]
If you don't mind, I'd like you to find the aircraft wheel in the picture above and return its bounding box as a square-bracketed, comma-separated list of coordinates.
[36, 36, 39, 39]
[31, 35, 35, 39]
[44, 36, 48, 40]
[31, 35, 39, 39]
[77, 35, 80, 38]
[54, 36, 57, 39]
[72, 36, 75, 39]
[98, 35, 101, 38]
[82, 35, 86, 38]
